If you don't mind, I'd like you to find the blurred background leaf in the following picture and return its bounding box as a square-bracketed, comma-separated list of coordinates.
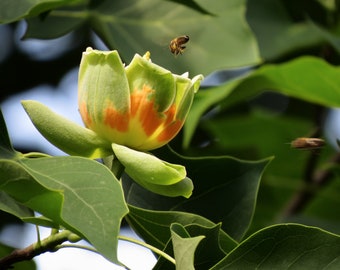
[22, 0, 261, 75]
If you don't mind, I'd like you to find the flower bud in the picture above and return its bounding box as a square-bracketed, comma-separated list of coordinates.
[78, 47, 203, 151]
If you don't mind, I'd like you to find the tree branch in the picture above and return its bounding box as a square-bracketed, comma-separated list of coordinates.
[282, 152, 340, 218]
[0, 230, 80, 269]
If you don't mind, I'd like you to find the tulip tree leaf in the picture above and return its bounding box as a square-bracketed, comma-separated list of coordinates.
[170, 223, 205, 270]
[22, 215, 59, 228]
[0, 157, 129, 264]
[185, 56, 340, 147]
[211, 224, 340, 269]
[0, 191, 33, 220]
[125, 147, 272, 241]
[0, 0, 83, 23]
[154, 223, 229, 270]
[165, 0, 214, 15]
[22, 100, 112, 158]
[183, 78, 243, 148]
[246, 0, 324, 60]
[23, 0, 261, 75]
[226, 56, 340, 108]
[126, 205, 237, 254]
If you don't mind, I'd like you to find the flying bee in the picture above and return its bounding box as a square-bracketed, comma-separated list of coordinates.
[290, 137, 325, 150]
[169, 35, 189, 56]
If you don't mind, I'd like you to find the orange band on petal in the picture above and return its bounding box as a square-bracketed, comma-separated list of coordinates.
[104, 107, 129, 132]
[157, 120, 183, 142]
[131, 85, 163, 136]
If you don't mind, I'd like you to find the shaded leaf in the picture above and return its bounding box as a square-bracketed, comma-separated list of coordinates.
[125, 147, 272, 241]
[0, 0, 83, 23]
[24, 8, 86, 39]
[22, 215, 59, 229]
[24, 0, 261, 75]
[246, 0, 324, 60]
[0, 191, 33, 220]
[211, 224, 340, 269]
[154, 222, 228, 270]
[126, 205, 237, 254]
[165, 0, 214, 15]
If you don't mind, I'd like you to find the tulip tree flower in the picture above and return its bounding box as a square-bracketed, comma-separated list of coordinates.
[22, 48, 203, 198]
[78, 47, 203, 151]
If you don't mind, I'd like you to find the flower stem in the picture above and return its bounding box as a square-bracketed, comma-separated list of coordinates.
[118, 235, 176, 265]
[102, 155, 125, 179]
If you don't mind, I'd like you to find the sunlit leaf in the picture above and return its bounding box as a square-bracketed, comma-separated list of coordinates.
[0, 157, 129, 264]
[185, 56, 340, 147]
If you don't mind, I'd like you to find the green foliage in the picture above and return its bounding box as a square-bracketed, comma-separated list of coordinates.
[0, 156, 129, 264]
[211, 224, 340, 269]
[125, 147, 272, 241]
[0, 0, 83, 23]
[2, 0, 340, 269]
[22, 0, 260, 75]
[184, 56, 340, 147]
[170, 223, 205, 270]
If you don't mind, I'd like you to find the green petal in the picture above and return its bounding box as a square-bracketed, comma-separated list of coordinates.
[78, 48, 130, 119]
[112, 143, 186, 185]
[172, 74, 197, 120]
[125, 53, 176, 112]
